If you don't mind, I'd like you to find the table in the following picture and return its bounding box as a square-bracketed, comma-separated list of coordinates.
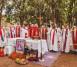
[7, 38, 48, 57]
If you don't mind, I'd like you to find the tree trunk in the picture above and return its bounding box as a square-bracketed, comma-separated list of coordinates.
[68, 0, 75, 26]
[0, 13, 2, 26]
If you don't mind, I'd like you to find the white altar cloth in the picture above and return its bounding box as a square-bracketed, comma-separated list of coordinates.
[7, 38, 48, 57]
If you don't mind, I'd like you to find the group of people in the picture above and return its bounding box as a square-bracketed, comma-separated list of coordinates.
[0, 22, 77, 53]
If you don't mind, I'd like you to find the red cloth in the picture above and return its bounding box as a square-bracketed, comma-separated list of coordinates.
[52, 30, 55, 45]
[0, 49, 4, 57]
[10, 27, 13, 38]
[29, 25, 32, 38]
[63, 29, 68, 51]
[40, 27, 47, 39]
[25, 27, 29, 38]
[51, 29, 55, 45]
[0, 27, 2, 37]
[10, 26, 15, 38]
[72, 29, 77, 49]
[10, 52, 24, 59]
[16, 26, 20, 37]
[30, 25, 39, 38]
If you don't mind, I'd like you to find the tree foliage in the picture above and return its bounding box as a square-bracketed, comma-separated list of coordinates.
[0, 0, 77, 26]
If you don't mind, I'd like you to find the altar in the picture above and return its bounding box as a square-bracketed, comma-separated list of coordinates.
[5, 38, 48, 57]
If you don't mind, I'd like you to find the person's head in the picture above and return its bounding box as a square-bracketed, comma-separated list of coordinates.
[73, 26, 76, 29]
[66, 25, 69, 29]
[52, 23, 55, 29]
[41, 24, 45, 28]
[22, 24, 25, 28]
[35, 23, 38, 27]
[62, 25, 65, 29]
[17, 22, 20, 26]
[54, 23, 57, 27]
[47, 24, 50, 27]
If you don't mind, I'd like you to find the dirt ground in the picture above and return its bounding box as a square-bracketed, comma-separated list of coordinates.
[0, 57, 44, 67]
[0, 53, 77, 67]
[52, 53, 77, 67]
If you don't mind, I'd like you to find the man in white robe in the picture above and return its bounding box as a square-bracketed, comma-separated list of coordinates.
[47, 26, 52, 51]
[39, 24, 48, 55]
[65, 26, 73, 53]
[62, 25, 73, 53]
[15, 23, 21, 37]
[10, 24, 16, 38]
[57, 27, 63, 51]
[20, 25, 26, 38]
[50, 25, 58, 52]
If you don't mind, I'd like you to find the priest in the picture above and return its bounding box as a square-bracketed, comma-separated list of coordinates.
[39, 24, 48, 58]
[62, 25, 73, 53]
[56, 26, 63, 51]
[50, 24, 58, 52]
[30, 23, 39, 39]
[47, 24, 52, 51]
[16, 23, 21, 37]
[72, 26, 77, 49]
[10, 23, 16, 38]
[20, 24, 26, 38]
[25, 24, 29, 38]
[40, 24, 47, 39]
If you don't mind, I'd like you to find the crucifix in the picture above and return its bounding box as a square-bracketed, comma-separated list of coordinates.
[38, 16, 42, 25]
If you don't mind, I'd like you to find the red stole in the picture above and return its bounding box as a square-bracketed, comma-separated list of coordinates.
[10, 27, 13, 38]
[33, 26, 39, 37]
[28, 25, 31, 38]
[72, 29, 77, 49]
[16, 26, 20, 37]
[10, 27, 15, 38]
[28, 25, 32, 38]
[30, 26, 34, 38]
[0, 27, 2, 38]
[63, 29, 68, 51]
[51, 29, 55, 45]
[25, 27, 29, 38]
[30, 25, 39, 38]
[40, 27, 47, 39]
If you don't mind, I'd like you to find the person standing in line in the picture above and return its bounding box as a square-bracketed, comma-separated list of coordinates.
[50, 24, 58, 52]
[10, 23, 16, 38]
[20, 24, 26, 38]
[15, 23, 21, 38]
[56, 25, 63, 52]
[72, 26, 77, 50]
[62, 25, 73, 53]
[47, 24, 52, 51]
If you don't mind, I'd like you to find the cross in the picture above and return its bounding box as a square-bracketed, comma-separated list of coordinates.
[38, 16, 42, 24]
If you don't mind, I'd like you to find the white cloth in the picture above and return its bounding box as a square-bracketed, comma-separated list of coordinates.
[7, 38, 48, 57]
[0, 28, 7, 47]
[57, 28, 63, 51]
[4, 46, 15, 56]
[10, 27, 16, 38]
[50, 29, 58, 51]
[62, 29, 66, 51]
[47, 27, 52, 50]
[38, 39, 48, 57]
[65, 29, 73, 53]
[53, 30, 58, 51]
[20, 28, 26, 38]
